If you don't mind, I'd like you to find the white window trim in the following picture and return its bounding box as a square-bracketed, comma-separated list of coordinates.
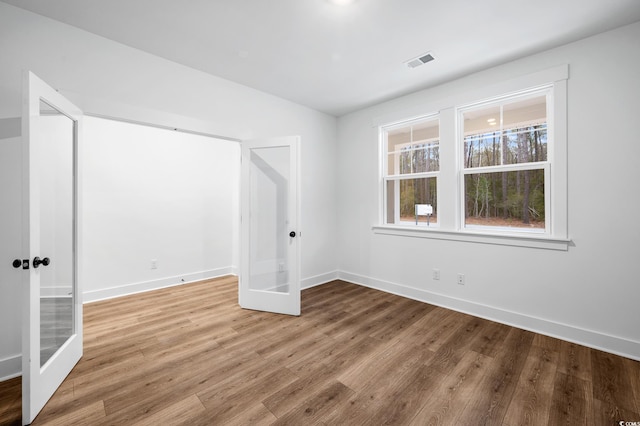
[458, 85, 553, 236]
[375, 65, 570, 250]
[371, 224, 571, 250]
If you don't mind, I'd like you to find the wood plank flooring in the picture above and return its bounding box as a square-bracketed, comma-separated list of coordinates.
[1, 276, 639, 425]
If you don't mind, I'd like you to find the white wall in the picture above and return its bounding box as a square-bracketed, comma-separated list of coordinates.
[0, 131, 22, 379]
[336, 21, 640, 360]
[0, 3, 338, 380]
[82, 117, 240, 301]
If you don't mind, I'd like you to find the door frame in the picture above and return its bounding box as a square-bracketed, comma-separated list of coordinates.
[22, 71, 83, 425]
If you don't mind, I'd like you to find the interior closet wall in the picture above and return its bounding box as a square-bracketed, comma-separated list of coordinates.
[0, 124, 22, 379]
[82, 117, 239, 301]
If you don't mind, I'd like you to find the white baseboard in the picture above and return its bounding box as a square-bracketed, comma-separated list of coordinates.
[83, 267, 236, 303]
[301, 270, 339, 290]
[338, 270, 640, 361]
[84, 267, 336, 304]
[0, 354, 21, 382]
[41, 286, 73, 298]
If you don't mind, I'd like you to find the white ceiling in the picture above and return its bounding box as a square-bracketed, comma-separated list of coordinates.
[3, 0, 640, 116]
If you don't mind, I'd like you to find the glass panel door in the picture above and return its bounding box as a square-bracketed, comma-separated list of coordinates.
[240, 137, 300, 316]
[37, 99, 75, 367]
[22, 71, 83, 425]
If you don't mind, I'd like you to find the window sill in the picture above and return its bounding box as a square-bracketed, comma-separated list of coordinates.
[372, 225, 571, 251]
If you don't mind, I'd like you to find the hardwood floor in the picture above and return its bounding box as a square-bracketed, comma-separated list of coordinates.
[0, 377, 20, 426]
[1, 276, 639, 425]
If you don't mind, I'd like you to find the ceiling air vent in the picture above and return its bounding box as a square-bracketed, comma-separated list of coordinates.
[406, 52, 435, 69]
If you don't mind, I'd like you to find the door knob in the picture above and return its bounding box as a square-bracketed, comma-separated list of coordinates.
[12, 259, 22, 268]
[289, 231, 296, 238]
[33, 257, 50, 268]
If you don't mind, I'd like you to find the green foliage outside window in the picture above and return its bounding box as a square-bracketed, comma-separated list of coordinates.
[464, 124, 547, 228]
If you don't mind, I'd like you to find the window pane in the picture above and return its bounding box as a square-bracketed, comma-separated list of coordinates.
[464, 169, 545, 231]
[464, 130, 502, 168]
[386, 177, 437, 225]
[387, 148, 412, 175]
[386, 117, 439, 175]
[502, 124, 548, 165]
[413, 142, 439, 173]
[463, 95, 547, 168]
[463, 105, 500, 168]
[503, 95, 546, 128]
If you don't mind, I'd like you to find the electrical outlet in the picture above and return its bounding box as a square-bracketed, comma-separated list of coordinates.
[151, 259, 158, 269]
[432, 269, 440, 280]
[278, 262, 285, 272]
[457, 273, 465, 285]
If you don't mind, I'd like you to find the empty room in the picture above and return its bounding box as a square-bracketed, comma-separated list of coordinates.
[1, 0, 639, 425]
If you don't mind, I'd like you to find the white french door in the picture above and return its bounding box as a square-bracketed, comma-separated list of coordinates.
[21, 72, 83, 425]
[240, 136, 300, 316]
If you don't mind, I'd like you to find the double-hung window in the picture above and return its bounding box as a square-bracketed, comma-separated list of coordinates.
[377, 66, 568, 249]
[459, 87, 551, 233]
[382, 115, 439, 227]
